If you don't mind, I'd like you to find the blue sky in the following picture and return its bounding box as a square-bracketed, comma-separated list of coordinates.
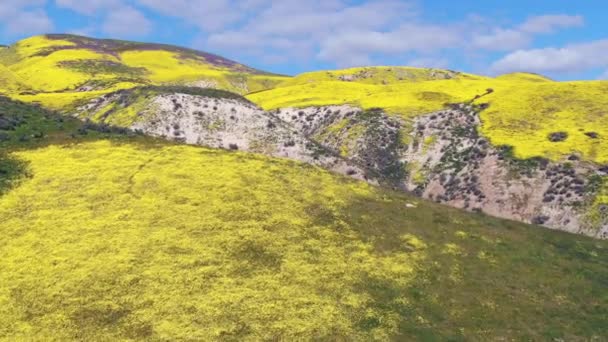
[1, 0, 607, 80]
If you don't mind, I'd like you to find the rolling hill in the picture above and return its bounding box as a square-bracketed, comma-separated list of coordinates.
[0, 34, 607, 339]
[0, 95, 606, 340]
[2, 35, 606, 237]
[0, 34, 288, 109]
[248, 67, 608, 163]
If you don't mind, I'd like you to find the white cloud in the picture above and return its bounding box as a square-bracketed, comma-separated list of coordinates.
[203, 0, 430, 66]
[102, 6, 152, 37]
[56, 0, 152, 39]
[0, 0, 46, 17]
[89, 1, 585, 71]
[472, 29, 530, 51]
[490, 39, 608, 74]
[5, 10, 53, 35]
[519, 14, 584, 34]
[0, 1, 53, 37]
[0, 1, 594, 78]
[136, 0, 250, 31]
[471, 14, 583, 51]
[68, 26, 97, 37]
[247, 0, 412, 36]
[317, 24, 460, 67]
[408, 57, 450, 69]
[55, 0, 124, 15]
[198, 3, 584, 69]
[5, 9, 54, 35]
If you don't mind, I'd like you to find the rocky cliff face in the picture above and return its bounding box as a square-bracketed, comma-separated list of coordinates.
[275, 103, 607, 238]
[401, 104, 607, 238]
[79, 91, 367, 182]
[79, 90, 607, 238]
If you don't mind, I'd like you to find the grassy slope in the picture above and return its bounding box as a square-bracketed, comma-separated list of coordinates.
[0, 35, 289, 110]
[275, 66, 486, 86]
[0, 96, 607, 341]
[0, 64, 25, 93]
[248, 68, 608, 164]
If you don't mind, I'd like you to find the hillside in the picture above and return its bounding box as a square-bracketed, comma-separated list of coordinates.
[247, 67, 608, 164]
[0, 64, 25, 93]
[2, 35, 606, 237]
[0, 34, 289, 110]
[0, 96, 606, 340]
[242, 67, 608, 237]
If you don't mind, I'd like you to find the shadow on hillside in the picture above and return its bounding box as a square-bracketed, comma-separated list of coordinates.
[328, 187, 608, 340]
[0, 95, 158, 198]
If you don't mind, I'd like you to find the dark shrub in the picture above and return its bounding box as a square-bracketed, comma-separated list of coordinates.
[229, 143, 239, 150]
[532, 216, 550, 225]
[548, 132, 568, 142]
[568, 155, 580, 161]
[477, 103, 490, 110]
[584, 132, 599, 139]
[0, 117, 16, 130]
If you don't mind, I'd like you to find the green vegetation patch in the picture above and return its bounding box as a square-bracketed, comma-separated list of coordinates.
[0, 153, 28, 196]
[78, 85, 255, 127]
[0, 95, 141, 195]
[58, 59, 148, 78]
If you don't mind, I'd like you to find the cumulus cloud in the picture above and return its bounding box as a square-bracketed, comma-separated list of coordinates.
[199, 2, 583, 68]
[408, 57, 450, 69]
[55, 0, 124, 15]
[0, 0, 46, 17]
[137, 0, 252, 31]
[102, 6, 152, 37]
[472, 14, 583, 51]
[5, 9, 54, 35]
[490, 39, 608, 74]
[54, 0, 590, 71]
[0, 1, 53, 37]
[317, 24, 460, 67]
[203, 0, 429, 66]
[0, 1, 596, 78]
[57, 0, 152, 38]
[68, 26, 97, 37]
[246, 0, 411, 36]
[519, 14, 584, 34]
[472, 29, 530, 51]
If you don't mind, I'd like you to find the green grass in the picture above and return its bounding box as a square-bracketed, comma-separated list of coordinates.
[0, 95, 143, 195]
[0, 98, 606, 340]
